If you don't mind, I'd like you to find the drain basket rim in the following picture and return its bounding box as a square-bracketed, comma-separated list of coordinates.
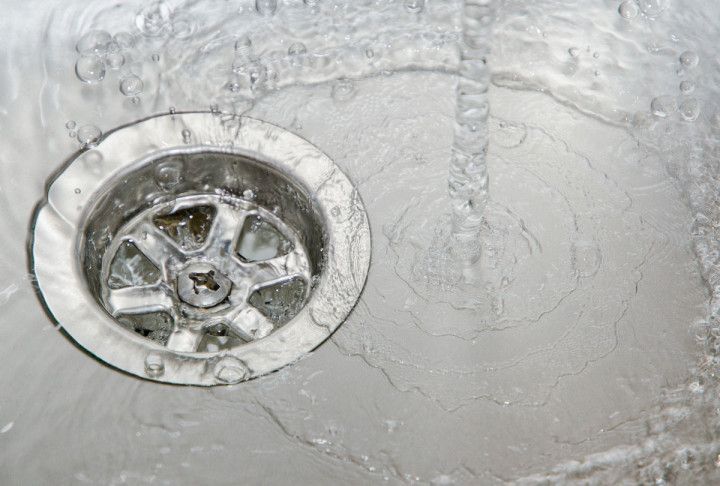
[31, 112, 371, 385]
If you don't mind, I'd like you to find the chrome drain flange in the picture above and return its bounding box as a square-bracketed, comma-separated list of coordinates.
[31, 113, 371, 385]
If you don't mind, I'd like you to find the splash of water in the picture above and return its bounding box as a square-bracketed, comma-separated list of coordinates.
[447, 0, 494, 262]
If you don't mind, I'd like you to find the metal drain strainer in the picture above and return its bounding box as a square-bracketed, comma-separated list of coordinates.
[31, 113, 371, 385]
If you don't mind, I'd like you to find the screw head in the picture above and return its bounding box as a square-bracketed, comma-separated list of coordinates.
[177, 262, 232, 308]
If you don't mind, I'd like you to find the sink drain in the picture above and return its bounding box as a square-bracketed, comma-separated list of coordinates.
[30, 113, 371, 385]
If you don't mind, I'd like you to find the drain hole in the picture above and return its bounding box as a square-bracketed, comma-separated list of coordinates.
[153, 205, 216, 250]
[117, 312, 173, 345]
[197, 323, 246, 352]
[108, 241, 161, 289]
[189, 270, 220, 294]
[35, 117, 370, 385]
[249, 277, 307, 325]
[236, 215, 293, 262]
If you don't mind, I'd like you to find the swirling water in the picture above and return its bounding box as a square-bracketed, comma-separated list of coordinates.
[1, 0, 720, 483]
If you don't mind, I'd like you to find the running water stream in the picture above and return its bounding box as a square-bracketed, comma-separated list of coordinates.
[448, 0, 494, 262]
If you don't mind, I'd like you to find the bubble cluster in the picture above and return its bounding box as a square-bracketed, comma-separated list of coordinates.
[73, 28, 147, 103]
[136, 1, 172, 37]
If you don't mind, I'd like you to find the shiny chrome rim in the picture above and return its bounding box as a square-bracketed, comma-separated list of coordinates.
[31, 113, 371, 385]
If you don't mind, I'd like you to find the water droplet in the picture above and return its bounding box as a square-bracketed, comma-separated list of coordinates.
[568, 47, 580, 58]
[169, 106, 176, 114]
[650, 95, 677, 118]
[136, 1, 172, 37]
[234, 36, 252, 58]
[331, 206, 341, 218]
[155, 162, 182, 189]
[74, 188, 81, 194]
[618, 0, 639, 19]
[76, 30, 112, 55]
[77, 125, 102, 147]
[171, 19, 194, 39]
[243, 189, 256, 200]
[131, 96, 140, 104]
[144, 352, 165, 378]
[120, 75, 144, 96]
[288, 42, 307, 56]
[106, 53, 125, 70]
[214, 356, 248, 384]
[181, 128, 192, 144]
[210, 104, 220, 115]
[255, 0, 277, 16]
[405, 0, 425, 13]
[68, 130, 77, 138]
[365, 48, 375, 58]
[331, 79, 356, 101]
[638, 0, 669, 18]
[593, 51, 600, 59]
[303, 0, 320, 6]
[152, 53, 161, 62]
[65, 120, 76, 130]
[679, 97, 700, 122]
[75, 55, 106, 83]
[679, 79, 695, 94]
[114, 32, 136, 49]
[679, 50, 699, 68]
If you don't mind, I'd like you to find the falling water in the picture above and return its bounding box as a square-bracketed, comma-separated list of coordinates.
[447, 0, 494, 262]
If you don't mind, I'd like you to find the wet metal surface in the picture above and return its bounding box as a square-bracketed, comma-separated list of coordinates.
[31, 113, 371, 385]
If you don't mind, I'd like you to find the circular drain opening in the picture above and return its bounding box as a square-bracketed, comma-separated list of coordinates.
[31, 113, 371, 385]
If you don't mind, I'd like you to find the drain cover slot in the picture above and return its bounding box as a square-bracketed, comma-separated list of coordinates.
[31, 113, 371, 385]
